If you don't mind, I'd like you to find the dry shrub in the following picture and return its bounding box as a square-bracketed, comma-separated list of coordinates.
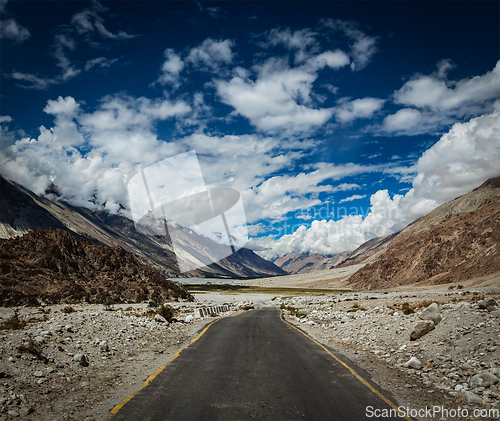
[17, 337, 45, 361]
[156, 304, 175, 322]
[401, 302, 415, 315]
[0, 312, 27, 330]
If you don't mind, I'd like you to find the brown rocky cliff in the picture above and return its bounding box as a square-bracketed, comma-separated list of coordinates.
[346, 177, 500, 289]
[0, 228, 193, 306]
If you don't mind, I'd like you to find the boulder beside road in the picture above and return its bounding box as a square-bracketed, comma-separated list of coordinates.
[478, 297, 498, 312]
[418, 302, 442, 325]
[410, 320, 435, 340]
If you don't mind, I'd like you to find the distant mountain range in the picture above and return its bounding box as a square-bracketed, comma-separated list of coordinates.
[273, 252, 350, 274]
[273, 234, 398, 275]
[346, 177, 500, 289]
[0, 175, 286, 279]
[2, 174, 499, 294]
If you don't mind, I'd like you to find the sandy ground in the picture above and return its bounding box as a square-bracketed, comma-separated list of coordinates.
[238, 266, 500, 293]
[237, 264, 363, 290]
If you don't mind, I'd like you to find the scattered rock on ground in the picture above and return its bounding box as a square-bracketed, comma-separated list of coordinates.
[410, 320, 435, 340]
[478, 297, 498, 312]
[418, 302, 442, 325]
[154, 314, 168, 323]
[458, 390, 484, 405]
[403, 356, 422, 369]
[74, 353, 90, 367]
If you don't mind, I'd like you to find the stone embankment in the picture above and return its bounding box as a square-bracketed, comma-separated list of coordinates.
[0, 299, 253, 420]
[276, 290, 500, 420]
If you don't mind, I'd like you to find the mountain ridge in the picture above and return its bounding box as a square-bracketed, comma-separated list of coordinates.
[0, 175, 286, 278]
[274, 252, 350, 274]
[346, 177, 500, 289]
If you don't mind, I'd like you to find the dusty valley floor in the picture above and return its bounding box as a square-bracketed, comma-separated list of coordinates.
[1, 275, 500, 421]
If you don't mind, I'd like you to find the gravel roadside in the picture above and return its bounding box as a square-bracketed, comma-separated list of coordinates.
[2, 287, 499, 421]
[0, 297, 252, 421]
[275, 288, 500, 421]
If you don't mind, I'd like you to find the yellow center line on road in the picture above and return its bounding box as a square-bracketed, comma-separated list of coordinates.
[106, 308, 250, 420]
[105, 317, 221, 420]
[279, 309, 415, 421]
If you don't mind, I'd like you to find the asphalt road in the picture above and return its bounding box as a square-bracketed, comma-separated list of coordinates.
[109, 307, 409, 421]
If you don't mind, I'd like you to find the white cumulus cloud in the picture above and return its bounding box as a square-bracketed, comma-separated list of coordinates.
[0, 95, 191, 212]
[334, 97, 385, 123]
[0, 0, 30, 43]
[252, 103, 500, 259]
[216, 53, 350, 133]
[321, 19, 378, 71]
[186, 38, 235, 71]
[259, 27, 320, 64]
[382, 60, 500, 135]
[157, 48, 185, 88]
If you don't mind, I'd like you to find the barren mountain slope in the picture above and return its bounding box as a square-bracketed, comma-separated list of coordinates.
[0, 228, 193, 306]
[273, 233, 398, 275]
[274, 252, 349, 274]
[212, 248, 288, 277]
[0, 176, 285, 278]
[335, 233, 398, 268]
[346, 177, 500, 289]
[0, 176, 67, 238]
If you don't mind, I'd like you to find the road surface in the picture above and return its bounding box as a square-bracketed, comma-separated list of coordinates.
[109, 307, 409, 421]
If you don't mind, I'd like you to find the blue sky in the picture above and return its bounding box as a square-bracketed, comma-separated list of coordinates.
[1, 0, 500, 259]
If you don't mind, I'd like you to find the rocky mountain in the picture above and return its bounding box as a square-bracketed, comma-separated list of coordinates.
[274, 252, 350, 274]
[0, 228, 193, 306]
[346, 177, 500, 289]
[0, 176, 285, 278]
[273, 233, 398, 275]
[0, 176, 67, 238]
[335, 233, 399, 268]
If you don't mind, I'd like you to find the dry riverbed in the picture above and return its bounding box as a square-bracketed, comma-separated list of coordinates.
[0, 297, 252, 421]
[276, 288, 500, 420]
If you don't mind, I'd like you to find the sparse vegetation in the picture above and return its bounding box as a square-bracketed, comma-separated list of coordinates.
[104, 299, 115, 311]
[401, 302, 415, 315]
[419, 300, 434, 309]
[388, 302, 416, 314]
[156, 304, 175, 322]
[148, 300, 160, 308]
[280, 304, 307, 318]
[17, 337, 45, 360]
[0, 312, 27, 330]
[61, 306, 76, 314]
[347, 303, 367, 312]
